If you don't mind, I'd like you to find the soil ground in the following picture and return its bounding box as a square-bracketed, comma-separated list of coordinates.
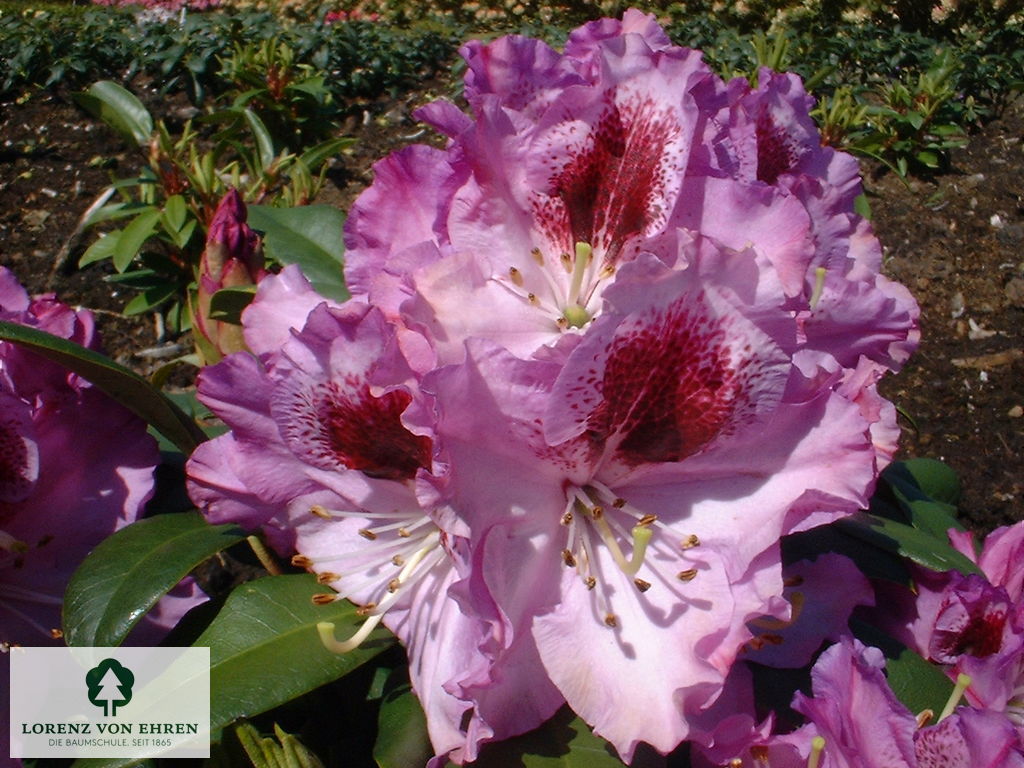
[1, 86, 1022, 533]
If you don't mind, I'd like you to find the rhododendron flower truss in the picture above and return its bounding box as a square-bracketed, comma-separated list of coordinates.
[345, 10, 917, 378]
[425, 246, 889, 760]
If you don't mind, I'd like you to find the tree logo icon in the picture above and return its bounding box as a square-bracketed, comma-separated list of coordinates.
[85, 658, 135, 716]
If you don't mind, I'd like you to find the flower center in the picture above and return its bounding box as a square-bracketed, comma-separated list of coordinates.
[497, 240, 613, 333]
[557, 482, 701, 628]
[295, 503, 446, 653]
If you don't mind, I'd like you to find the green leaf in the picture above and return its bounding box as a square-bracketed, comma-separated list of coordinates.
[80, 229, 123, 267]
[851, 619, 954, 716]
[299, 137, 355, 173]
[74, 80, 154, 147]
[209, 284, 258, 324]
[897, 458, 962, 505]
[243, 107, 277, 173]
[163, 194, 187, 233]
[195, 574, 394, 732]
[853, 193, 872, 220]
[467, 706, 649, 768]
[122, 283, 177, 316]
[373, 670, 434, 768]
[63, 512, 246, 647]
[0, 320, 206, 454]
[113, 208, 162, 272]
[837, 513, 982, 576]
[248, 205, 348, 302]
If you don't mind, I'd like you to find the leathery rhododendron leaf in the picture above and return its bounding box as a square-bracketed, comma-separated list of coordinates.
[62, 512, 246, 647]
[195, 574, 394, 732]
[0, 319, 207, 453]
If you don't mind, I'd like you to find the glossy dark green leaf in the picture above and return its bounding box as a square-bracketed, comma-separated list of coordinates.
[373, 670, 433, 768]
[122, 283, 177, 316]
[897, 458, 962, 505]
[63, 512, 246, 647]
[837, 513, 981, 576]
[851, 619, 954, 716]
[248, 205, 348, 302]
[195, 574, 394, 732]
[0, 320, 207, 453]
[466, 706, 654, 768]
[74, 80, 154, 147]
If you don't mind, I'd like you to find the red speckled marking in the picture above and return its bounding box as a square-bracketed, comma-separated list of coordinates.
[532, 92, 682, 263]
[935, 602, 1008, 660]
[281, 382, 431, 481]
[575, 300, 759, 465]
[755, 109, 800, 185]
[0, 410, 35, 505]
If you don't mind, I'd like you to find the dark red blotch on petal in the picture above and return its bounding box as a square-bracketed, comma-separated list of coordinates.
[286, 380, 432, 481]
[324, 387, 432, 481]
[541, 95, 680, 263]
[755, 108, 800, 185]
[0, 412, 34, 505]
[585, 304, 740, 465]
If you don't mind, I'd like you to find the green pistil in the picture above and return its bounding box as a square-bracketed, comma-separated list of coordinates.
[938, 673, 972, 722]
[563, 303, 590, 328]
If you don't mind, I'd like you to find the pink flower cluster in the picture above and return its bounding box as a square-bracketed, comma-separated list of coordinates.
[0, 268, 203, 761]
[698, 522, 1024, 767]
[90, 0, 220, 11]
[323, 8, 381, 24]
[185, 9, 941, 764]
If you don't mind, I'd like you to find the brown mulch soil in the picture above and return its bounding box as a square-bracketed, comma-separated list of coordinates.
[1, 87, 1022, 533]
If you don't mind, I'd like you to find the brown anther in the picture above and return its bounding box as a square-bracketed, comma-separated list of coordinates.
[397, 528, 411, 538]
[562, 549, 577, 567]
[916, 709, 934, 729]
[590, 506, 604, 520]
[634, 578, 652, 593]
[680, 534, 700, 549]
[560, 252, 573, 272]
[603, 613, 618, 628]
[310, 505, 332, 519]
[509, 266, 524, 286]
[528, 292, 539, 305]
[316, 572, 341, 584]
[677, 569, 698, 582]
[729, 759, 743, 768]
[599, 264, 616, 279]
[612, 498, 626, 508]
[556, 316, 569, 328]
[783, 575, 805, 588]
[560, 511, 573, 525]
[49, 628, 63, 640]
[355, 603, 377, 616]
[387, 578, 402, 593]
[392, 555, 405, 566]
[751, 746, 769, 763]
[531, 247, 544, 266]
[585, 576, 597, 590]
[359, 528, 378, 540]
[637, 514, 657, 527]
[312, 593, 336, 605]
[291, 555, 314, 568]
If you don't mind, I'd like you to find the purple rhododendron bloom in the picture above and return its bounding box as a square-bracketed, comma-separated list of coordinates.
[187, 10, 922, 764]
[874, 522, 1024, 730]
[0, 268, 200, 762]
[697, 638, 1024, 767]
